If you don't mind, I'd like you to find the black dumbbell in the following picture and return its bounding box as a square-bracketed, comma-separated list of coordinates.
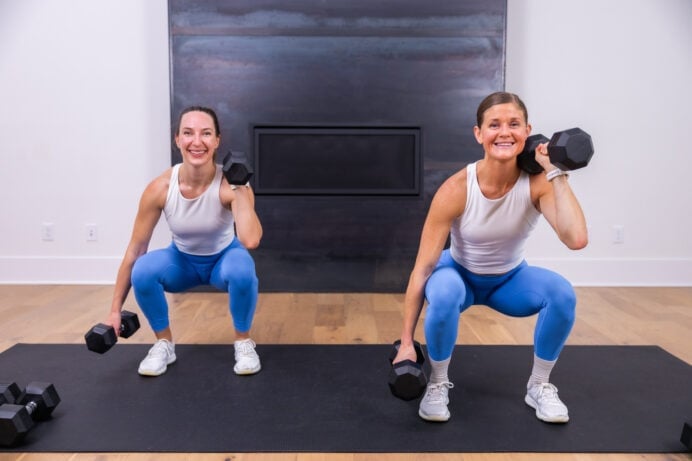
[84, 310, 140, 354]
[221, 151, 253, 186]
[388, 339, 428, 401]
[517, 127, 594, 174]
[0, 382, 61, 446]
[0, 383, 21, 405]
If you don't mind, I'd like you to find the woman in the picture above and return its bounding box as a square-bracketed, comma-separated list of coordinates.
[105, 106, 263, 377]
[393, 92, 588, 423]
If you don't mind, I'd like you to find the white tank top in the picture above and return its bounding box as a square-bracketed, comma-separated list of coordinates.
[449, 161, 540, 274]
[164, 164, 235, 255]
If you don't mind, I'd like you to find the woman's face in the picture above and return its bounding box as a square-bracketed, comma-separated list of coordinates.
[175, 111, 220, 166]
[474, 102, 530, 161]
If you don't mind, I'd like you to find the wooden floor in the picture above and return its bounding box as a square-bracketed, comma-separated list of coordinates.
[0, 285, 690, 461]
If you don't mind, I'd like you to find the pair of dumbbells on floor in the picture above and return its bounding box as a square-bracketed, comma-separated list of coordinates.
[3, 310, 143, 446]
[0, 381, 61, 446]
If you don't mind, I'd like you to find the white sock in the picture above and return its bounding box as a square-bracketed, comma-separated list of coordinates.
[429, 357, 451, 384]
[527, 354, 556, 389]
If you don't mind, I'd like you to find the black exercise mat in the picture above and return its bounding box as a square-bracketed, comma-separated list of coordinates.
[0, 344, 690, 453]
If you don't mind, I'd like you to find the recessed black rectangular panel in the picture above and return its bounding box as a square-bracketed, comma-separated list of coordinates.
[254, 127, 421, 195]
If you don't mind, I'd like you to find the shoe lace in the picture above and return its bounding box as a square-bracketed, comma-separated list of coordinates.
[425, 382, 454, 403]
[235, 339, 257, 357]
[148, 340, 170, 359]
[535, 383, 559, 401]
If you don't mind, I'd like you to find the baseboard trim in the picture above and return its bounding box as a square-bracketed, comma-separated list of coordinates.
[525, 257, 692, 286]
[1, 256, 690, 286]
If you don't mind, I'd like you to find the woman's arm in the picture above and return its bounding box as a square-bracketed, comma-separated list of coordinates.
[225, 180, 263, 249]
[530, 141, 588, 250]
[108, 174, 167, 332]
[395, 171, 467, 363]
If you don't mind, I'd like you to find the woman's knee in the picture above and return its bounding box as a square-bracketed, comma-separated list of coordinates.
[220, 254, 257, 290]
[426, 269, 465, 305]
[131, 256, 158, 290]
[548, 277, 577, 324]
[228, 270, 258, 293]
[425, 269, 466, 323]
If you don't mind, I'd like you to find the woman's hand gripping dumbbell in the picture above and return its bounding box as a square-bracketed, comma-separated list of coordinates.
[388, 339, 428, 401]
[84, 310, 140, 354]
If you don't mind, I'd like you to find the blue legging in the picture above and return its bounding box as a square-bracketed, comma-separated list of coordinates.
[131, 239, 258, 333]
[424, 250, 576, 362]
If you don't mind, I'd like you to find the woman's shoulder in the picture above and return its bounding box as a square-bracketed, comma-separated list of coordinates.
[440, 165, 469, 194]
[431, 166, 468, 216]
[151, 166, 174, 188]
[141, 167, 174, 207]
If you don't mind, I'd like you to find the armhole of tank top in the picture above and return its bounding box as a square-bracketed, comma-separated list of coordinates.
[524, 173, 543, 216]
[466, 162, 476, 198]
[521, 171, 538, 213]
[165, 164, 181, 207]
[213, 164, 223, 190]
[170, 164, 181, 184]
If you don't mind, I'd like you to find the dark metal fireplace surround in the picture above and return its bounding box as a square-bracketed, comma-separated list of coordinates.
[254, 127, 421, 196]
[169, 0, 506, 292]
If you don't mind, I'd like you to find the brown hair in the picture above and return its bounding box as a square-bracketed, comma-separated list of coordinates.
[476, 92, 528, 127]
[177, 106, 220, 136]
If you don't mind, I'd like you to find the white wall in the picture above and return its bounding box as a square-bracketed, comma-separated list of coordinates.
[0, 0, 690, 286]
[0, 0, 172, 282]
[506, 0, 692, 285]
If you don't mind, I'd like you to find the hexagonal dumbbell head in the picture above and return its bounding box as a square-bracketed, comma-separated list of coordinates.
[85, 310, 140, 353]
[85, 323, 118, 354]
[119, 310, 140, 339]
[517, 133, 550, 175]
[548, 127, 594, 171]
[0, 383, 21, 405]
[221, 151, 253, 186]
[388, 360, 427, 401]
[18, 382, 61, 421]
[224, 162, 253, 185]
[0, 403, 35, 446]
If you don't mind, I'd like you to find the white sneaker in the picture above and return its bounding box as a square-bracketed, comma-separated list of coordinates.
[525, 383, 569, 423]
[418, 381, 454, 422]
[138, 339, 176, 376]
[234, 338, 261, 375]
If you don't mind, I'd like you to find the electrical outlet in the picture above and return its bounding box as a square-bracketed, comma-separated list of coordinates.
[41, 222, 55, 241]
[612, 225, 624, 244]
[86, 224, 98, 242]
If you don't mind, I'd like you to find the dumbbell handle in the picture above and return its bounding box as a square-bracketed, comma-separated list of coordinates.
[0, 399, 41, 420]
[111, 310, 139, 338]
[390, 339, 425, 365]
[22, 400, 38, 416]
[16, 382, 61, 421]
